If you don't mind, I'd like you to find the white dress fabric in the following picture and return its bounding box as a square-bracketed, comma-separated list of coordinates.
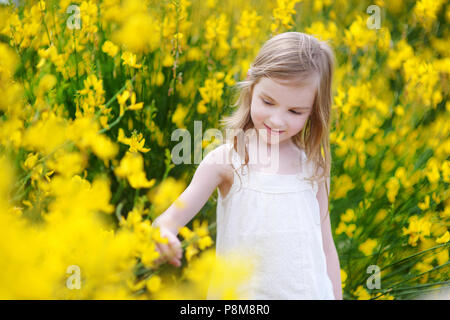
[206, 143, 335, 300]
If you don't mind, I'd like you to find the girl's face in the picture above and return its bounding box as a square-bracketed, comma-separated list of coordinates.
[250, 76, 317, 147]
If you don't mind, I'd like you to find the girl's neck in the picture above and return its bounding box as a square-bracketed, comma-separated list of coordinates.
[245, 133, 303, 173]
[245, 131, 300, 154]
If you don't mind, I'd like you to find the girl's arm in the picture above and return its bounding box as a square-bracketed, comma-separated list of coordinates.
[152, 144, 230, 236]
[317, 175, 343, 300]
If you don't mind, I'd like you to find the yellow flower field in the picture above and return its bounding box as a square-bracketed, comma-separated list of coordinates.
[0, 0, 448, 299]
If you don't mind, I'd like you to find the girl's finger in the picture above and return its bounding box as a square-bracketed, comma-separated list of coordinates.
[156, 242, 171, 261]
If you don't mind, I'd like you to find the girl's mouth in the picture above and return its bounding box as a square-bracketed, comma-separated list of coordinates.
[264, 123, 284, 135]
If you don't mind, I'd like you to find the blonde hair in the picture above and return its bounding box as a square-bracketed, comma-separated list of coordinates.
[219, 32, 335, 221]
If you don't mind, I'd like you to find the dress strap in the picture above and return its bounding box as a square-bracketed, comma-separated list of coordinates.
[226, 143, 248, 175]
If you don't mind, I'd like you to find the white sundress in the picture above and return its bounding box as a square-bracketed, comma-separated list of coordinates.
[206, 142, 335, 300]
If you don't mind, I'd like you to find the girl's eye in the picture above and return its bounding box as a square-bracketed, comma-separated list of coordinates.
[261, 97, 302, 115]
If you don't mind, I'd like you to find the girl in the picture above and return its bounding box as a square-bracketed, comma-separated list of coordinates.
[152, 32, 342, 300]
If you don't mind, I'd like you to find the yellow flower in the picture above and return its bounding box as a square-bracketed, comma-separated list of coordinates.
[146, 275, 162, 293]
[118, 128, 150, 153]
[354, 285, 372, 300]
[147, 177, 186, 215]
[402, 215, 432, 247]
[203, 14, 230, 60]
[197, 100, 207, 114]
[198, 78, 224, 104]
[155, 72, 165, 86]
[413, 0, 445, 30]
[119, 208, 142, 230]
[24, 153, 39, 170]
[198, 236, 213, 250]
[162, 54, 174, 67]
[333, 174, 355, 199]
[270, 0, 301, 33]
[121, 51, 142, 69]
[185, 244, 200, 262]
[231, 10, 262, 50]
[386, 177, 400, 203]
[374, 209, 388, 224]
[378, 293, 395, 300]
[46, 151, 85, 178]
[441, 161, 450, 183]
[413, 261, 433, 284]
[388, 40, 414, 70]
[117, 90, 130, 107]
[179, 226, 196, 242]
[425, 158, 441, 184]
[186, 47, 202, 61]
[341, 269, 347, 288]
[172, 104, 188, 129]
[436, 231, 449, 244]
[418, 195, 431, 211]
[116, 90, 143, 116]
[341, 209, 355, 222]
[343, 16, 378, 54]
[102, 40, 119, 58]
[114, 152, 155, 189]
[345, 224, 356, 238]
[193, 219, 209, 238]
[36, 74, 57, 97]
[113, 11, 160, 53]
[127, 92, 144, 111]
[305, 21, 338, 42]
[359, 238, 378, 256]
[335, 221, 347, 235]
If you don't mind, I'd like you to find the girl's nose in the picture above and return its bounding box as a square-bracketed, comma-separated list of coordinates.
[268, 117, 285, 130]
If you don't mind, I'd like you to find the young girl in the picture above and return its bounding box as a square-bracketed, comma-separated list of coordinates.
[152, 32, 342, 300]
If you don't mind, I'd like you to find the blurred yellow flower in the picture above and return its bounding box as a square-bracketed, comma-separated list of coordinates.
[127, 92, 144, 111]
[358, 238, 378, 256]
[172, 104, 189, 129]
[114, 151, 155, 189]
[121, 51, 142, 69]
[162, 54, 174, 67]
[436, 231, 449, 244]
[112, 5, 160, 53]
[418, 195, 431, 211]
[146, 275, 162, 293]
[148, 177, 186, 215]
[343, 16, 377, 54]
[341, 209, 355, 222]
[413, 0, 445, 30]
[197, 100, 207, 114]
[270, 0, 302, 33]
[305, 21, 338, 42]
[102, 40, 119, 58]
[340, 269, 347, 288]
[354, 285, 372, 300]
[402, 215, 432, 246]
[199, 78, 223, 104]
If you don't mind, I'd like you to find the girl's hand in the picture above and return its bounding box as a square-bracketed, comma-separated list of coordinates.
[154, 226, 183, 268]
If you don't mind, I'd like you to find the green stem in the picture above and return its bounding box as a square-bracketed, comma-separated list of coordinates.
[372, 262, 450, 299]
[379, 242, 449, 271]
[390, 286, 449, 298]
[98, 113, 124, 134]
[39, 0, 53, 46]
[111, 180, 125, 205]
[72, 28, 79, 87]
[387, 281, 450, 292]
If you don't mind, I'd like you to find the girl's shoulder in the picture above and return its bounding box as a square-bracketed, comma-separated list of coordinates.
[202, 143, 235, 181]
